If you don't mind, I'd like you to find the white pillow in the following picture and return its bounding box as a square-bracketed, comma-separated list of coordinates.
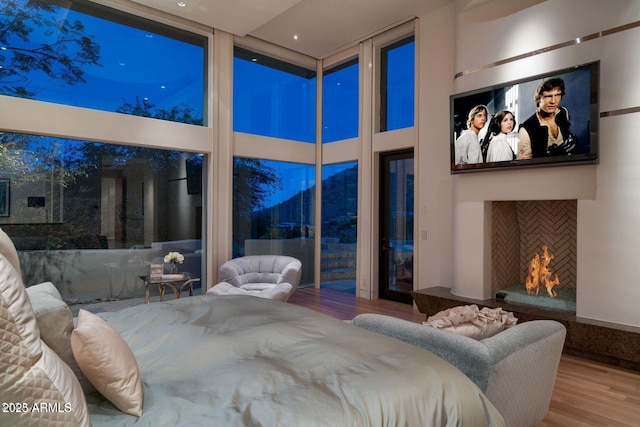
[0, 255, 90, 427]
[26, 282, 96, 394]
[71, 309, 144, 416]
[423, 304, 517, 340]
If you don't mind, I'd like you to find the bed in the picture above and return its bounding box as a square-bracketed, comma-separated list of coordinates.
[2, 247, 503, 426]
[82, 295, 505, 426]
[2, 221, 503, 426]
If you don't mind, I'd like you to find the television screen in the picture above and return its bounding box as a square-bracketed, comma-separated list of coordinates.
[450, 61, 599, 173]
[185, 156, 202, 195]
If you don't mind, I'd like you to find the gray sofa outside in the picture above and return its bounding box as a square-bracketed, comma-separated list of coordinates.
[17, 239, 202, 302]
[351, 314, 566, 427]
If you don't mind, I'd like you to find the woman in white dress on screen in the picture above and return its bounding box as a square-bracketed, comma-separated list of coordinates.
[486, 110, 517, 162]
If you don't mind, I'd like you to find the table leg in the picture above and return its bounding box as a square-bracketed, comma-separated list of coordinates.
[145, 282, 150, 304]
[171, 283, 180, 299]
[180, 279, 197, 299]
[159, 284, 165, 301]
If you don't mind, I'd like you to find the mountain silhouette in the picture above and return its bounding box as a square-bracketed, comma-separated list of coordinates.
[253, 165, 358, 240]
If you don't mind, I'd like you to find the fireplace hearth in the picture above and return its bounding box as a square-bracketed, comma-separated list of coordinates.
[412, 286, 640, 372]
[498, 283, 576, 312]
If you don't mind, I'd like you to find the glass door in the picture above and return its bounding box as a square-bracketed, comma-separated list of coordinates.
[379, 150, 414, 304]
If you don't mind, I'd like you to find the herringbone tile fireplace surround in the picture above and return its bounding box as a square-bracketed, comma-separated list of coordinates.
[491, 200, 577, 296]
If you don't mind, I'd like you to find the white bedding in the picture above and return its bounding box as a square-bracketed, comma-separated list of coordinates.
[87, 295, 505, 426]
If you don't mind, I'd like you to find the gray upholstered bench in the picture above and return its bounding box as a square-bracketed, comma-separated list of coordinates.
[352, 313, 566, 427]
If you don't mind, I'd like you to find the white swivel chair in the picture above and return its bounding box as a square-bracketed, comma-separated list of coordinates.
[207, 255, 302, 302]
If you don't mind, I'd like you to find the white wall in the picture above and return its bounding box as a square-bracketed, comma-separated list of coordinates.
[415, 0, 640, 328]
[415, 4, 456, 298]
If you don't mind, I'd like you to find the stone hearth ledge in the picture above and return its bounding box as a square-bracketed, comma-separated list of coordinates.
[412, 286, 640, 372]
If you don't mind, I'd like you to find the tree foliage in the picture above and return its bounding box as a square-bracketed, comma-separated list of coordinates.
[0, 132, 166, 192]
[0, 132, 90, 189]
[0, 0, 101, 97]
[232, 157, 281, 254]
[116, 96, 203, 126]
[233, 158, 281, 217]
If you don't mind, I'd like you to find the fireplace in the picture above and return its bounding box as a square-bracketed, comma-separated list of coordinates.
[491, 200, 577, 313]
[412, 200, 640, 371]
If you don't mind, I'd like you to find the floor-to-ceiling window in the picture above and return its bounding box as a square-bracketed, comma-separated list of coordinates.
[232, 43, 317, 284]
[2, 0, 417, 301]
[0, 0, 208, 303]
[320, 57, 359, 292]
[232, 158, 315, 286]
[320, 162, 358, 292]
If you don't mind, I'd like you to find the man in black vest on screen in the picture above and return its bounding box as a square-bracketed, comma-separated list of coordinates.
[517, 77, 576, 159]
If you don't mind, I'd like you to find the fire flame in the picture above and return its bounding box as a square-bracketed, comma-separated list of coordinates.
[525, 245, 560, 298]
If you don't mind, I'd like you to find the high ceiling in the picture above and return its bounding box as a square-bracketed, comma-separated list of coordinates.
[127, 0, 453, 58]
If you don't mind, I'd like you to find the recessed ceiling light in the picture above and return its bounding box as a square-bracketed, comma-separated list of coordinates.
[177, 2, 186, 7]
[293, 34, 299, 40]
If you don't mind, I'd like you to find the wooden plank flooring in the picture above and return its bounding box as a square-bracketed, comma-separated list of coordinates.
[290, 287, 640, 427]
[289, 286, 425, 323]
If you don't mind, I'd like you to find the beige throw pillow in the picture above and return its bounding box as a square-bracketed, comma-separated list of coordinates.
[71, 309, 143, 416]
[26, 282, 96, 394]
[0, 255, 90, 427]
[423, 304, 517, 340]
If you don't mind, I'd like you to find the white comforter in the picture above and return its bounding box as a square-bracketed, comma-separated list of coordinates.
[87, 295, 505, 426]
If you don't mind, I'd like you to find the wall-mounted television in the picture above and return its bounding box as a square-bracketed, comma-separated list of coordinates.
[450, 61, 599, 174]
[185, 156, 202, 195]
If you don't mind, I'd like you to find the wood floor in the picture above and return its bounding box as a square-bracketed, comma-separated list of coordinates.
[289, 287, 640, 427]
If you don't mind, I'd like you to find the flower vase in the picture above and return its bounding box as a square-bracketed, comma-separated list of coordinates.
[171, 263, 178, 274]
